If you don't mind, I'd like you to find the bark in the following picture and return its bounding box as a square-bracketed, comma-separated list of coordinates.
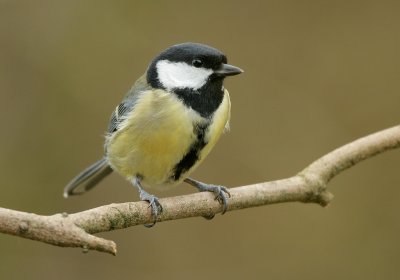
[1, 125, 399, 255]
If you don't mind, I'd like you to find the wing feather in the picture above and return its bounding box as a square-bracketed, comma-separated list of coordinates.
[107, 74, 150, 134]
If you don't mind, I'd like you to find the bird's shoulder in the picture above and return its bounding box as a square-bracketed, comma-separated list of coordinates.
[107, 74, 151, 134]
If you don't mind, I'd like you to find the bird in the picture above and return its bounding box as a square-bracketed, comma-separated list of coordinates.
[64, 42, 243, 225]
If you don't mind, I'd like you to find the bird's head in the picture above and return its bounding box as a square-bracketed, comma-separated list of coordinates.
[147, 42, 243, 92]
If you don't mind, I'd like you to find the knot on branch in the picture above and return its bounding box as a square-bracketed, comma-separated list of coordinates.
[18, 221, 29, 234]
[297, 172, 334, 207]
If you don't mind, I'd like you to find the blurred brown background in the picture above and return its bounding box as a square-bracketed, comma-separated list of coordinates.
[1, 0, 399, 279]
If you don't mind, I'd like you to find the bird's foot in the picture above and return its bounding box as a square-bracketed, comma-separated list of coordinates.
[185, 178, 231, 215]
[132, 176, 163, 227]
[139, 189, 163, 228]
[197, 184, 231, 214]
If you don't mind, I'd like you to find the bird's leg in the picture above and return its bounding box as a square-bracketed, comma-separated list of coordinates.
[184, 178, 231, 217]
[132, 176, 163, 227]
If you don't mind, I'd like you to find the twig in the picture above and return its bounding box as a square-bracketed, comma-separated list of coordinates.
[1, 125, 399, 255]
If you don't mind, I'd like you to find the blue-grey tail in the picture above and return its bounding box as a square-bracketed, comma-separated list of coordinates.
[63, 158, 113, 198]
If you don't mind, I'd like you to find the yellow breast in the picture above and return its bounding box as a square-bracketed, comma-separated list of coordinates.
[106, 88, 230, 188]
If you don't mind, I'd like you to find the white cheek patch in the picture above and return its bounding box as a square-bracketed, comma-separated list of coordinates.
[156, 60, 213, 91]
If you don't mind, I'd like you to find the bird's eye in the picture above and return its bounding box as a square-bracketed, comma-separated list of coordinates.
[192, 59, 203, 68]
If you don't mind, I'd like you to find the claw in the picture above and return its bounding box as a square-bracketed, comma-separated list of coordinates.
[184, 178, 230, 215]
[202, 213, 216, 220]
[211, 186, 230, 214]
[132, 177, 163, 227]
[141, 193, 163, 227]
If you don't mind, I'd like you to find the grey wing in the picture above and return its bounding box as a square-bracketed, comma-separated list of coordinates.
[107, 101, 134, 133]
[65, 75, 150, 197]
[107, 74, 150, 134]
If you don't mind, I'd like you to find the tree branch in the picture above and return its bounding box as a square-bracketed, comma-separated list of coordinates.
[1, 125, 399, 255]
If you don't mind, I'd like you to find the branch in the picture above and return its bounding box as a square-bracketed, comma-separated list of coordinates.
[1, 125, 400, 255]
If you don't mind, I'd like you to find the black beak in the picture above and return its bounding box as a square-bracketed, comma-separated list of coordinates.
[214, 63, 243, 77]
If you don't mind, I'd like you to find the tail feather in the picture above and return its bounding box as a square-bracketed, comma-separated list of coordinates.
[64, 158, 113, 198]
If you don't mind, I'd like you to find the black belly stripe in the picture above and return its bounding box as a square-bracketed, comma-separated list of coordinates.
[171, 123, 208, 181]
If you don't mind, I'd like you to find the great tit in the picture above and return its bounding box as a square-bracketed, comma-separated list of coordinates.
[64, 42, 242, 224]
